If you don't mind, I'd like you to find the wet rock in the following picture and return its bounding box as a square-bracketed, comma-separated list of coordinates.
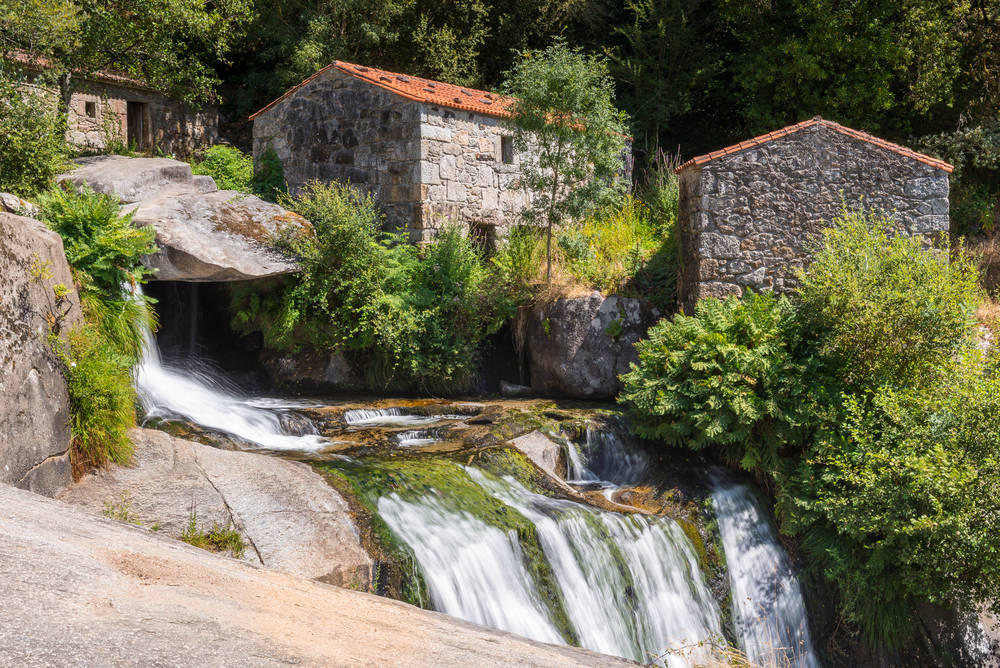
[510, 431, 563, 480]
[500, 380, 532, 397]
[263, 350, 366, 392]
[1, 483, 631, 667]
[57, 155, 212, 203]
[0, 212, 82, 497]
[59, 427, 373, 586]
[522, 292, 658, 399]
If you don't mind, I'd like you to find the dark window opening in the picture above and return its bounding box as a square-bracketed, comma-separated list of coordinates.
[469, 222, 497, 253]
[126, 101, 148, 150]
[85, 101, 96, 118]
[501, 136, 514, 164]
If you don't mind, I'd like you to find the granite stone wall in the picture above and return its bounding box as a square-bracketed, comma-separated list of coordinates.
[252, 71, 424, 230]
[678, 124, 951, 312]
[416, 105, 534, 241]
[63, 81, 216, 156]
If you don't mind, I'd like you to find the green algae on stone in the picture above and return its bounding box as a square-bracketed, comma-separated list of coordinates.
[316, 452, 577, 643]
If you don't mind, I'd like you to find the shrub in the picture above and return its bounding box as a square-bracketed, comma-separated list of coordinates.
[52, 322, 136, 468]
[190, 145, 254, 191]
[798, 207, 981, 390]
[0, 67, 68, 196]
[781, 349, 1000, 648]
[619, 292, 834, 470]
[253, 144, 288, 202]
[492, 226, 546, 298]
[37, 186, 157, 296]
[232, 181, 509, 392]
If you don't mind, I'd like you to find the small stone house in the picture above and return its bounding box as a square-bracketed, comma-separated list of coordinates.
[250, 61, 535, 241]
[14, 52, 217, 155]
[676, 116, 953, 312]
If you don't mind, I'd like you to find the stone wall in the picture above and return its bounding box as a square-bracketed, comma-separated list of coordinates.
[252, 70, 423, 229]
[678, 124, 951, 312]
[24, 75, 216, 156]
[415, 105, 534, 241]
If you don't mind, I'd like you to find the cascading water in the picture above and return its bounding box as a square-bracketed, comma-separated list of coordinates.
[377, 493, 566, 645]
[711, 478, 819, 668]
[395, 429, 442, 447]
[134, 292, 327, 451]
[470, 468, 723, 666]
[566, 426, 649, 486]
[344, 408, 466, 427]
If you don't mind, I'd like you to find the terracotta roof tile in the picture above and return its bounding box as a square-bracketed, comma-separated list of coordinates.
[675, 117, 953, 173]
[250, 60, 515, 121]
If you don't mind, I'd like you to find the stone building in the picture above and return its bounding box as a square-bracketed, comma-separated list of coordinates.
[676, 116, 953, 312]
[13, 52, 217, 156]
[250, 61, 535, 240]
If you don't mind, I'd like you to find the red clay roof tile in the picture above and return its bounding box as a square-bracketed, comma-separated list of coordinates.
[249, 61, 515, 121]
[675, 117, 953, 173]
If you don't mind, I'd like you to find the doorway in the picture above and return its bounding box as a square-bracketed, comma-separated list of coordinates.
[126, 101, 147, 150]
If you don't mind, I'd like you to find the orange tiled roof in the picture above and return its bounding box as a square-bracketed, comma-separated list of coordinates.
[676, 116, 953, 173]
[250, 61, 515, 121]
[8, 49, 152, 90]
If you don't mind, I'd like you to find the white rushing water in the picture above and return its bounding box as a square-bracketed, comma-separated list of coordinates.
[379, 464, 723, 666]
[134, 302, 328, 452]
[344, 408, 467, 428]
[395, 429, 442, 447]
[711, 479, 819, 668]
[566, 426, 649, 487]
[377, 492, 566, 645]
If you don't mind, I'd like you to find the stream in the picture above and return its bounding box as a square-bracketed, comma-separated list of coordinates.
[133, 311, 819, 667]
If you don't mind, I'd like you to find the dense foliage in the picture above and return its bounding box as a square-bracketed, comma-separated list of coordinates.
[620, 207, 995, 648]
[190, 145, 254, 192]
[0, 67, 67, 196]
[230, 181, 510, 392]
[620, 292, 833, 471]
[38, 187, 158, 468]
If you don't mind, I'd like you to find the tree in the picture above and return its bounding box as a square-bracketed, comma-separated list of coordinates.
[502, 39, 630, 283]
[0, 0, 252, 119]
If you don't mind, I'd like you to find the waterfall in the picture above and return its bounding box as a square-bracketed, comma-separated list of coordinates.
[566, 426, 649, 486]
[376, 493, 566, 645]
[344, 408, 466, 427]
[395, 429, 442, 447]
[378, 463, 724, 666]
[711, 479, 819, 668]
[133, 293, 327, 452]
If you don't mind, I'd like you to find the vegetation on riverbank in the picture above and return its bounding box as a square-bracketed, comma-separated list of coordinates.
[37, 187, 158, 470]
[620, 208, 999, 649]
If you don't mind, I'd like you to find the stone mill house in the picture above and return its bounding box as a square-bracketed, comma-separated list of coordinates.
[13, 51, 218, 155]
[250, 61, 534, 241]
[676, 116, 953, 312]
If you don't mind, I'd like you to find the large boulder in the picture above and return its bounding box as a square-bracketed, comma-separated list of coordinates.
[56, 155, 216, 203]
[58, 155, 308, 282]
[59, 427, 373, 586]
[0, 212, 82, 496]
[0, 483, 629, 667]
[130, 190, 308, 281]
[523, 292, 658, 400]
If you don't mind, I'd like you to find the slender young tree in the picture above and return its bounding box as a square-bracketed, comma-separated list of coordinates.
[502, 39, 630, 284]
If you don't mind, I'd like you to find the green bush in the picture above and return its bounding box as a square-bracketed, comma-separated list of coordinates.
[0, 67, 68, 196]
[232, 181, 509, 392]
[798, 207, 981, 390]
[781, 349, 1000, 647]
[52, 322, 136, 468]
[619, 292, 833, 470]
[191, 145, 254, 192]
[253, 144, 288, 202]
[38, 185, 159, 469]
[37, 186, 157, 296]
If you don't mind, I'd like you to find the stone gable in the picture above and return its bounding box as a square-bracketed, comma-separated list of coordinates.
[677, 122, 951, 312]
